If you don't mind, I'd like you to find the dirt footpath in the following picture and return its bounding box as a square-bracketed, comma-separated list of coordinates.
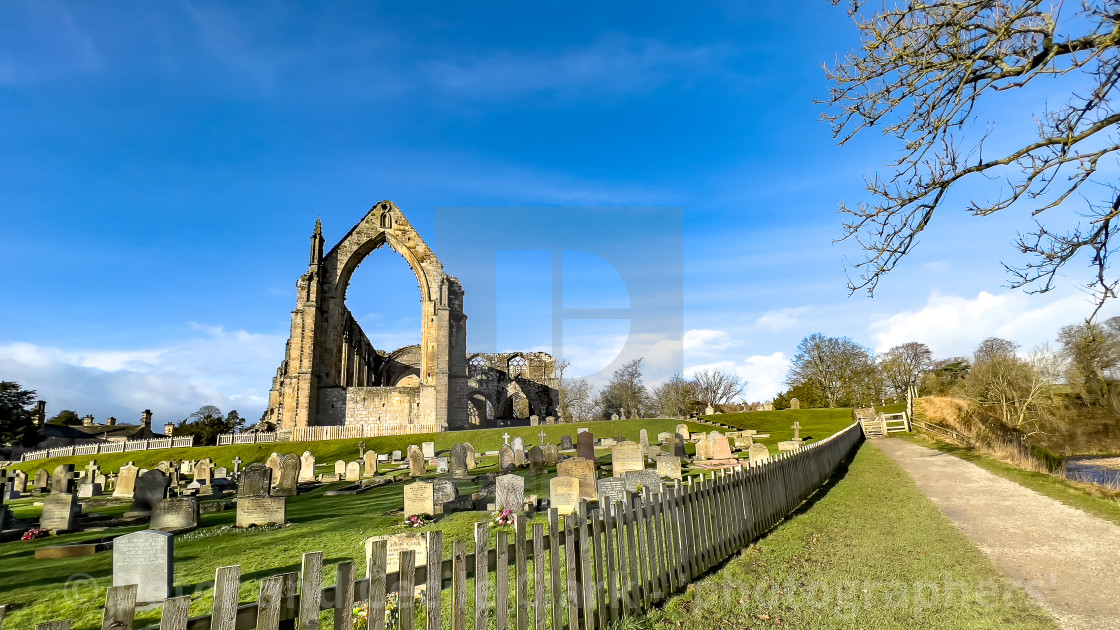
[875, 438, 1120, 630]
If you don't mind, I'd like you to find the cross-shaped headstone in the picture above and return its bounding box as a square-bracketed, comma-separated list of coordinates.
[792, 422, 801, 440]
[502, 433, 511, 445]
[232, 457, 243, 477]
[358, 441, 367, 458]
[539, 430, 548, 446]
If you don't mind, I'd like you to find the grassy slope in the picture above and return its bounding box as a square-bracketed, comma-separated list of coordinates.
[636, 444, 1058, 630]
[698, 407, 857, 442]
[902, 434, 1120, 527]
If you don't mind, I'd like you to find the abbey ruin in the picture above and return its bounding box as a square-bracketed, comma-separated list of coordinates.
[266, 201, 558, 434]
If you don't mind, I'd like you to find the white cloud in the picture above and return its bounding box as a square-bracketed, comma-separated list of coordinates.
[755, 307, 810, 332]
[684, 352, 790, 403]
[683, 329, 739, 354]
[0, 325, 285, 424]
[868, 289, 1116, 358]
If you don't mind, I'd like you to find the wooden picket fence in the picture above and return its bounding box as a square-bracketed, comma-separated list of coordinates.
[26, 422, 863, 630]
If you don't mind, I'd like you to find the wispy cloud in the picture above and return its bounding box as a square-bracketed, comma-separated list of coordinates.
[755, 306, 810, 332]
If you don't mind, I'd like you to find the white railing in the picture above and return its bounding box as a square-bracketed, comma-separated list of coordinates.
[215, 421, 448, 446]
[19, 435, 196, 461]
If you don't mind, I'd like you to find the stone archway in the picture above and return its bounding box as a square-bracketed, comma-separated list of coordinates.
[266, 201, 468, 431]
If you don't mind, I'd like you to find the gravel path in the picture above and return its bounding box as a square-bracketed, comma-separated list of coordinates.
[875, 438, 1120, 630]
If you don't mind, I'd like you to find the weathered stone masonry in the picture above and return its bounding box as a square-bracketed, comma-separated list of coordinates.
[266, 201, 557, 434]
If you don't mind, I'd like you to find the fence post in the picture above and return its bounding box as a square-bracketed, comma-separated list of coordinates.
[427, 530, 443, 630]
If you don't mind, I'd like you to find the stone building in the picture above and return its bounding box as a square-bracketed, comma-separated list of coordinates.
[467, 352, 559, 427]
[266, 201, 557, 433]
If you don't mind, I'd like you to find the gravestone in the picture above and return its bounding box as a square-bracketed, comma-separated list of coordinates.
[639, 429, 649, 450]
[299, 452, 317, 482]
[511, 436, 525, 453]
[656, 455, 682, 480]
[237, 464, 272, 498]
[432, 478, 458, 512]
[611, 442, 644, 477]
[95, 473, 108, 489]
[527, 446, 545, 474]
[596, 478, 625, 505]
[113, 530, 173, 604]
[335, 460, 347, 476]
[778, 441, 801, 453]
[749, 443, 770, 464]
[694, 435, 712, 460]
[645, 446, 662, 461]
[512, 437, 526, 466]
[77, 483, 101, 498]
[404, 481, 435, 516]
[657, 432, 673, 444]
[51, 464, 76, 494]
[463, 443, 476, 470]
[449, 444, 469, 478]
[543, 444, 559, 466]
[675, 424, 690, 441]
[33, 468, 49, 493]
[41, 493, 79, 530]
[545, 416, 555, 425]
[130, 470, 171, 515]
[560, 435, 574, 451]
[345, 461, 361, 482]
[266, 454, 282, 483]
[150, 497, 199, 532]
[365, 533, 426, 574]
[709, 432, 732, 459]
[498, 445, 516, 471]
[549, 477, 580, 515]
[530, 415, 539, 426]
[610, 413, 619, 421]
[235, 496, 286, 527]
[179, 460, 193, 475]
[623, 469, 660, 494]
[576, 432, 595, 460]
[435, 457, 449, 474]
[670, 434, 687, 458]
[12, 470, 27, 494]
[194, 459, 214, 485]
[365, 450, 379, 477]
[391, 450, 402, 461]
[495, 474, 525, 512]
[274, 454, 300, 496]
[422, 442, 436, 459]
[734, 435, 754, 449]
[408, 446, 426, 477]
[557, 457, 597, 500]
[790, 398, 800, 410]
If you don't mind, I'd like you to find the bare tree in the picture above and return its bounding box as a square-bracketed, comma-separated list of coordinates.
[786, 333, 879, 407]
[555, 359, 596, 422]
[824, 0, 1120, 314]
[692, 368, 747, 409]
[652, 373, 699, 417]
[961, 338, 1060, 434]
[879, 342, 935, 397]
[596, 358, 652, 419]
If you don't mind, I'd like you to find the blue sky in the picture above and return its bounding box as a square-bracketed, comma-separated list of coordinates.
[2, 1, 1114, 423]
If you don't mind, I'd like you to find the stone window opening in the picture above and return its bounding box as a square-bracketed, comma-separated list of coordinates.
[508, 355, 527, 378]
[379, 211, 392, 228]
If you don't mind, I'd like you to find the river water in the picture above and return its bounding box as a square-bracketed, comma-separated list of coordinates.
[1065, 456, 1120, 487]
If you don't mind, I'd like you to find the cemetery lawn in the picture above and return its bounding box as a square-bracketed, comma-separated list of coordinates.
[639, 443, 1059, 629]
[902, 434, 1120, 527]
[699, 407, 857, 442]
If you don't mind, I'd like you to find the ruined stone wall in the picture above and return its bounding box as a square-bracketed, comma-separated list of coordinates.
[467, 352, 559, 426]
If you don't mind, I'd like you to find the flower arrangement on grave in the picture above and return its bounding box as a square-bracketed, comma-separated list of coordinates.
[352, 601, 370, 630]
[492, 508, 515, 528]
[21, 528, 47, 541]
[403, 514, 428, 528]
[385, 591, 400, 628]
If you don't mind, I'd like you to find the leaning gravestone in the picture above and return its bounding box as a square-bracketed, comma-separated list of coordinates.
[611, 442, 644, 477]
[557, 457, 597, 500]
[150, 497, 199, 532]
[404, 481, 435, 516]
[113, 463, 139, 499]
[113, 530, 174, 605]
[576, 432, 595, 460]
[299, 452, 317, 482]
[238, 464, 272, 498]
[527, 446, 545, 474]
[622, 469, 661, 494]
[408, 446, 426, 477]
[656, 455, 683, 480]
[596, 478, 625, 505]
[749, 443, 770, 464]
[495, 474, 525, 512]
[550, 477, 580, 515]
[41, 493, 79, 531]
[129, 470, 171, 515]
[449, 444, 469, 478]
[365, 533, 426, 574]
[273, 454, 300, 497]
[498, 445, 516, 471]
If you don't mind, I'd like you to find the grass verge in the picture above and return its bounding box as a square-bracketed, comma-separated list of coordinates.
[699, 408, 855, 443]
[902, 433, 1120, 527]
[632, 444, 1058, 629]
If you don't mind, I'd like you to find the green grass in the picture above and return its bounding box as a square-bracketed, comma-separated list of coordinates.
[902, 433, 1120, 527]
[633, 444, 1058, 629]
[699, 407, 856, 443]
